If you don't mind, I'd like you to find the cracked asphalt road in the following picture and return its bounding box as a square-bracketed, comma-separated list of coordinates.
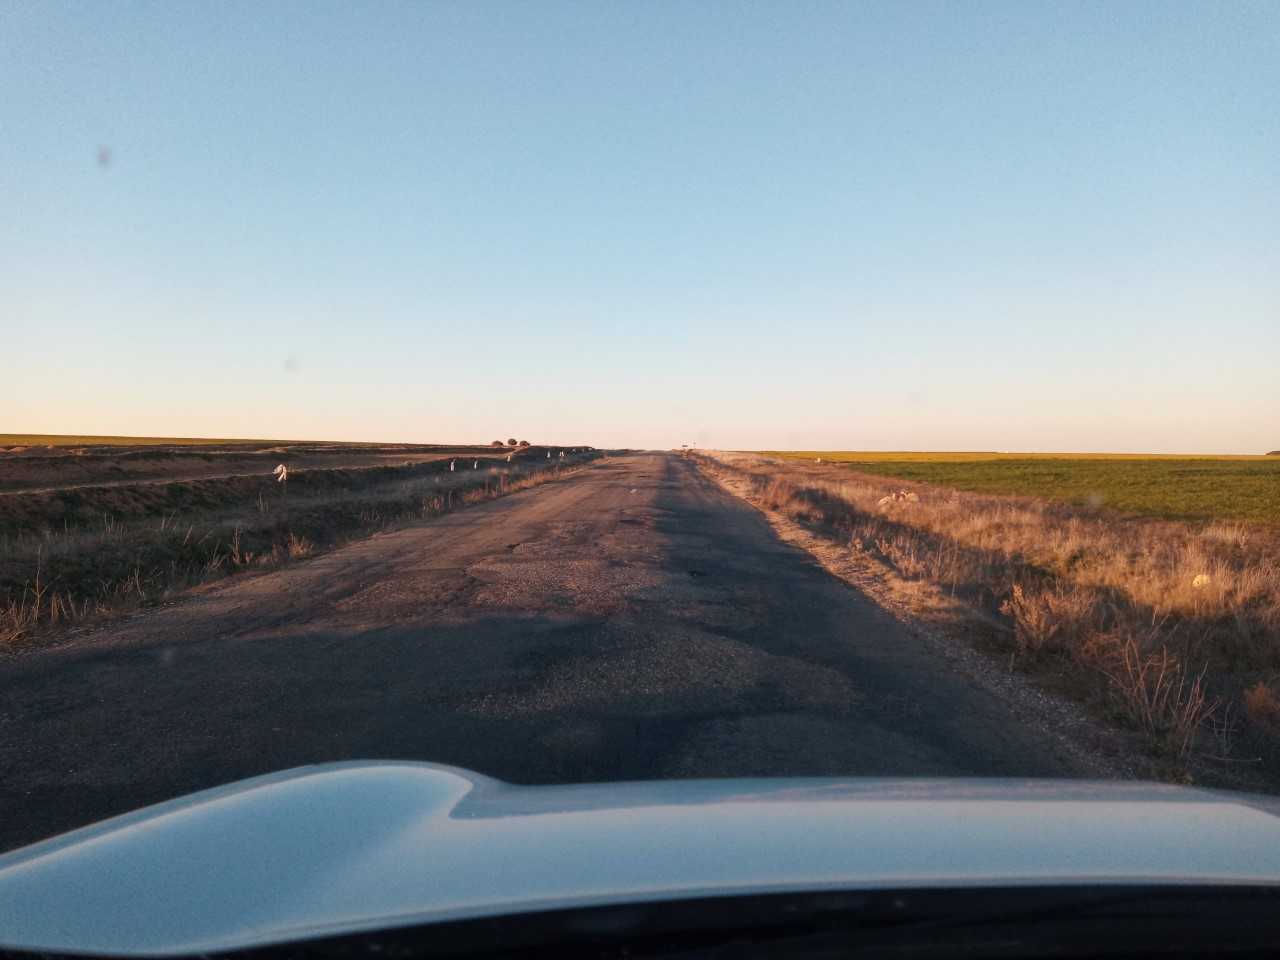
[0, 453, 1080, 853]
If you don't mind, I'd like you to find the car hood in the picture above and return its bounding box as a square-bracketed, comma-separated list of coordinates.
[2, 762, 1280, 956]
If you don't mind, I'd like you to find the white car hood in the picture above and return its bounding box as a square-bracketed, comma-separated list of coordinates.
[2, 762, 1280, 956]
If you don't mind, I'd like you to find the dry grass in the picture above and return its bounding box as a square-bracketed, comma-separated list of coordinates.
[1001, 583, 1101, 657]
[1096, 630, 1217, 761]
[697, 452, 1280, 770]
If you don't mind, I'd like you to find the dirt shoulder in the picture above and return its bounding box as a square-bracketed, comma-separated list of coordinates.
[2, 452, 604, 655]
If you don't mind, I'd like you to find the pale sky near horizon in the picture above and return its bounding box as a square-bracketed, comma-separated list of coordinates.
[4, 1, 1277, 452]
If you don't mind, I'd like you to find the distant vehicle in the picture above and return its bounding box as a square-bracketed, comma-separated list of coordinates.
[2, 762, 1279, 958]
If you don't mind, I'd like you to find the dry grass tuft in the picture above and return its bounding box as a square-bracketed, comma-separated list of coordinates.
[1001, 583, 1100, 657]
[1095, 631, 1218, 761]
[1244, 681, 1280, 727]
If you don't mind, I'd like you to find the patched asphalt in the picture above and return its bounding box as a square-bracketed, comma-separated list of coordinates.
[0, 453, 1081, 853]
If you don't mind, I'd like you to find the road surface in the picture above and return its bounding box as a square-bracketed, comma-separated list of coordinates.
[0, 453, 1079, 853]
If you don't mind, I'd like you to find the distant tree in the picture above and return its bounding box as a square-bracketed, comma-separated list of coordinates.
[518, 440, 530, 447]
[1269, 450, 1280, 456]
[506, 438, 517, 446]
[490, 440, 504, 447]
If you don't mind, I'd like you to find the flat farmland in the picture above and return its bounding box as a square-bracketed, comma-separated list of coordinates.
[0, 434, 520, 493]
[765, 451, 1280, 525]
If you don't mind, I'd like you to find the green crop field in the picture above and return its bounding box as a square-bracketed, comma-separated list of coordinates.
[763, 452, 1280, 525]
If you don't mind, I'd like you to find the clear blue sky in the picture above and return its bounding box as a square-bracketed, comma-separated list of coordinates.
[4, 1, 1277, 451]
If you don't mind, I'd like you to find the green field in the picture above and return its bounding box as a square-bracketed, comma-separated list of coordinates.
[764, 452, 1280, 525]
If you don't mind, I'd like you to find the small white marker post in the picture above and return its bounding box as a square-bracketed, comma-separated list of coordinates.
[273, 464, 288, 518]
[450, 459, 456, 472]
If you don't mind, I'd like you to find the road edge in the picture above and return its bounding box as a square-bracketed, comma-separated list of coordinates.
[687, 453, 1141, 782]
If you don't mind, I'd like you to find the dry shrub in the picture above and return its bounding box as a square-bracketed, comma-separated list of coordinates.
[1001, 583, 1100, 657]
[1, 597, 37, 644]
[1, 562, 49, 643]
[758, 477, 810, 519]
[1099, 631, 1218, 761]
[285, 532, 313, 560]
[874, 535, 930, 579]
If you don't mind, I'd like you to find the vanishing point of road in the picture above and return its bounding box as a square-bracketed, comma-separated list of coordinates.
[0, 453, 1079, 853]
